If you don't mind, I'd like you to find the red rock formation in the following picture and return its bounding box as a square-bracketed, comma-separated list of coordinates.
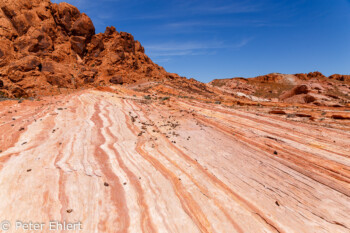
[209, 72, 350, 107]
[0, 0, 178, 98]
[279, 85, 309, 100]
[295, 71, 327, 80]
[329, 74, 350, 82]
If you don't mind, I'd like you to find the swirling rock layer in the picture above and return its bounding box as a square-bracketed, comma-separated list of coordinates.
[0, 89, 349, 233]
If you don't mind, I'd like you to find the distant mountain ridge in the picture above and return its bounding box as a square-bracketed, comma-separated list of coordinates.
[209, 72, 350, 107]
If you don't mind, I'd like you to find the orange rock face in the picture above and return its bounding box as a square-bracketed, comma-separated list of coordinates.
[210, 72, 350, 107]
[0, 0, 179, 98]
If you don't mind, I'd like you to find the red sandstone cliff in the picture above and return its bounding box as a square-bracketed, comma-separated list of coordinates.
[0, 0, 178, 98]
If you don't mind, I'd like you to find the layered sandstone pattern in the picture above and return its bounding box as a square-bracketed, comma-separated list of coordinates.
[0, 0, 176, 98]
[0, 89, 349, 232]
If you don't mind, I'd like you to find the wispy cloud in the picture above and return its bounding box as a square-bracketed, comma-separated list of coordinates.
[145, 38, 253, 59]
[190, 1, 263, 15]
[163, 19, 289, 30]
[94, 0, 264, 22]
[146, 41, 225, 52]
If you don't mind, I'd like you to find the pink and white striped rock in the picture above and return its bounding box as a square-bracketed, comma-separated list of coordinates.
[0, 90, 349, 233]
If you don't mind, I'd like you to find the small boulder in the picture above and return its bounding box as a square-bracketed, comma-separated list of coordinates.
[71, 13, 95, 40]
[109, 75, 123, 85]
[283, 94, 316, 104]
[280, 85, 309, 100]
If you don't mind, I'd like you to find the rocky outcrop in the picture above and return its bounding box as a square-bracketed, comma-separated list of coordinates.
[295, 71, 327, 80]
[279, 85, 309, 100]
[283, 94, 317, 104]
[210, 72, 350, 107]
[109, 75, 124, 85]
[329, 74, 350, 82]
[0, 0, 178, 98]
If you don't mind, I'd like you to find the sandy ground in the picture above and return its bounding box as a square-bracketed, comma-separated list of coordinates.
[0, 90, 349, 233]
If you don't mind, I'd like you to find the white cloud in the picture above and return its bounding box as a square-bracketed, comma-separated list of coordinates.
[145, 38, 252, 58]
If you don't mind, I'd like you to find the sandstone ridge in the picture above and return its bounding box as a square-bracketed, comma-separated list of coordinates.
[0, 0, 178, 98]
[210, 72, 350, 107]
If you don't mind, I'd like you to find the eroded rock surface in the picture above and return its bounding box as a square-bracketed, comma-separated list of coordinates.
[210, 72, 350, 107]
[0, 89, 349, 232]
[0, 0, 178, 98]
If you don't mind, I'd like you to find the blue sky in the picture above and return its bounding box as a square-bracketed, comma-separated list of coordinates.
[54, 0, 350, 82]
